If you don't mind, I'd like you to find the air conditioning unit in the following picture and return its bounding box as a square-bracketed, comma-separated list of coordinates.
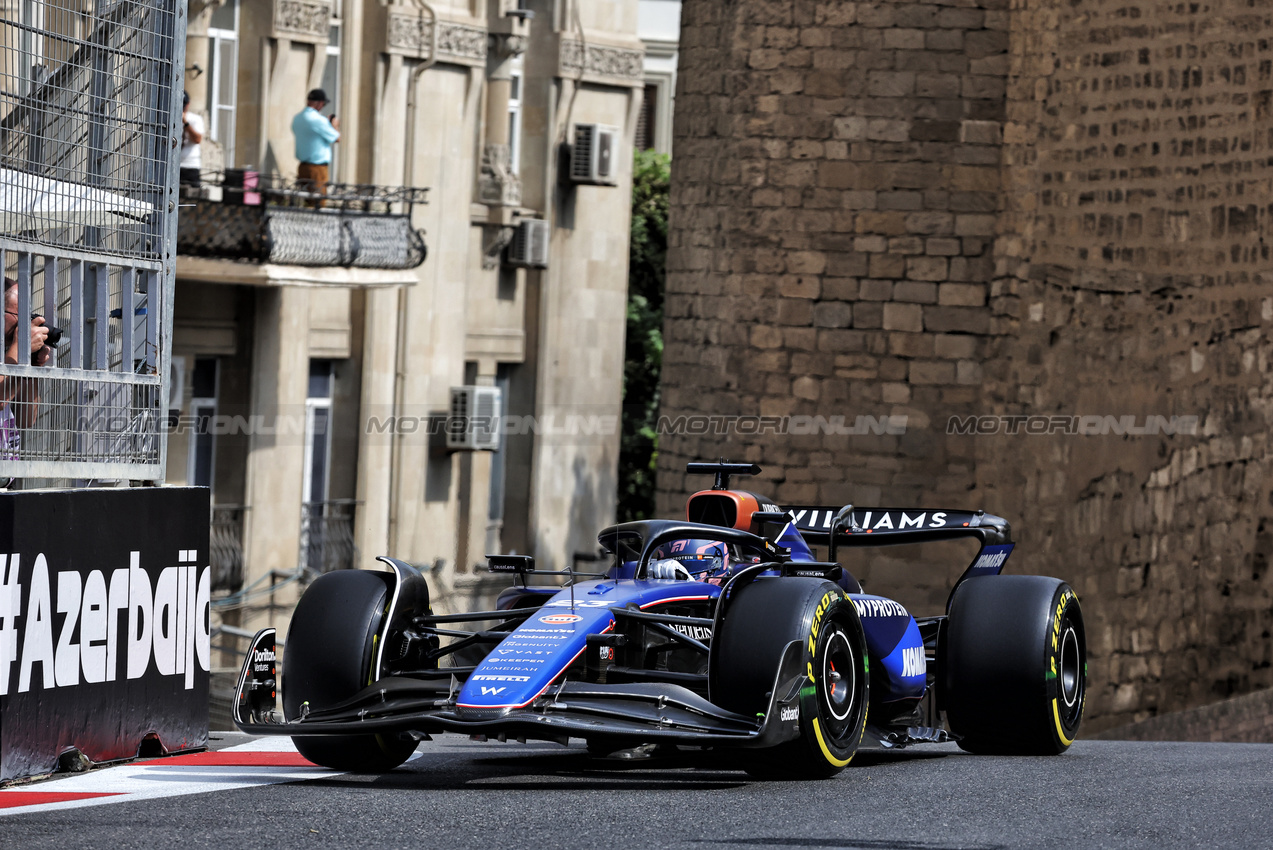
[506, 218, 549, 268]
[570, 123, 619, 185]
[447, 385, 502, 451]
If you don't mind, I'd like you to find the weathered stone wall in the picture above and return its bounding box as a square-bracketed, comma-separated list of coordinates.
[663, 0, 1273, 731]
[1094, 688, 1273, 743]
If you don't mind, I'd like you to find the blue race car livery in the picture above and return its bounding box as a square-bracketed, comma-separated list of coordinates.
[234, 461, 1086, 777]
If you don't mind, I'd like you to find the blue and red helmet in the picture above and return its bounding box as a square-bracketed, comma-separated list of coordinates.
[650, 538, 731, 582]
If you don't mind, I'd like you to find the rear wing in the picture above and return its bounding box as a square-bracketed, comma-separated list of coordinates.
[779, 505, 1015, 606]
[781, 506, 1011, 548]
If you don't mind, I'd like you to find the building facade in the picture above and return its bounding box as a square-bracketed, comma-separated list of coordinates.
[661, 0, 1273, 731]
[170, 0, 645, 659]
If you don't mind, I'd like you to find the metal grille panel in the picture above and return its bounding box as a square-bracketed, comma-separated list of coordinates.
[0, 1, 183, 486]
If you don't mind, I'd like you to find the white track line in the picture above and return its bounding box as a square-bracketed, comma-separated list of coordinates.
[0, 738, 338, 816]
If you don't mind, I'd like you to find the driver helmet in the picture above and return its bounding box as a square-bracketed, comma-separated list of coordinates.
[649, 538, 731, 584]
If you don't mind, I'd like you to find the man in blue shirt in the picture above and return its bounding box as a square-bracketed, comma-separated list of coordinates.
[292, 88, 340, 204]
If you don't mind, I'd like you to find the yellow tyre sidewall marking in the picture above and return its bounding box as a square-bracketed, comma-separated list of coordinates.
[1048, 590, 1080, 747]
[812, 717, 854, 767]
[1052, 698, 1074, 747]
[807, 589, 865, 768]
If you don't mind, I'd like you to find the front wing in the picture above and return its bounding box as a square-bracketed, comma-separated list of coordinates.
[233, 628, 806, 749]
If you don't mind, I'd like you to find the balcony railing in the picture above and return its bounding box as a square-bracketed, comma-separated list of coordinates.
[300, 499, 360, 575]
[210, 504, 249, 593]
[176, 172, 429, 270]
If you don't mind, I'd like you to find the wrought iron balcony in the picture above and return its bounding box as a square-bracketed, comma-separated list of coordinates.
[176, 172, 428, 270]
[210, 504, 249, 593]
[300, 499, 360, 575]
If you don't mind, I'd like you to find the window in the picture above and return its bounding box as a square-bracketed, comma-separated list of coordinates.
[187, 357, 218, 489]
[319, 16, 341, 180]
[635, 83, 658, 152]
[207, 0, 239, 165]
[302, 359, 333, 507]
[507, 59, 523, 174]
[301, 360, 338, 573]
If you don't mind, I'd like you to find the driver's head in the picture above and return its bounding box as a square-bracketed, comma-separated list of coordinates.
[650, 538, 730, 583]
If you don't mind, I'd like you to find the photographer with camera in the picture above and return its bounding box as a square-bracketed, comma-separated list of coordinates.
[1, 278, 54, 485]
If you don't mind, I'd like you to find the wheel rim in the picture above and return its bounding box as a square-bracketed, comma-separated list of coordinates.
[822, 628, 856, 723]
[1059, 625, 1081, 709]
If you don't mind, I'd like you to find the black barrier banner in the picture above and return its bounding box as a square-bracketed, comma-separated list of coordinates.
[0, 487, 210, 782]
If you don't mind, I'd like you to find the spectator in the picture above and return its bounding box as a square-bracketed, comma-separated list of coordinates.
[292, 88, 339, 205]
[2, 278, 51, 487]
[179, 90, 204, 187]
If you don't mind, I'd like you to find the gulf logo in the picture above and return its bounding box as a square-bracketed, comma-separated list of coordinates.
[539, 613, 582, 624]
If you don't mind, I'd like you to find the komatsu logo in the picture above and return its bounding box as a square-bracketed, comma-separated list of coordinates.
[0, 551, 211, 695]
[969, 545, 1013, 575]
[972, 552, 1006, 571]
[901, 646, 926, 678]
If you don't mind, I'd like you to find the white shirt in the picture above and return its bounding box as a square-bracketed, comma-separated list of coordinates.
[180, 112, 205, 169]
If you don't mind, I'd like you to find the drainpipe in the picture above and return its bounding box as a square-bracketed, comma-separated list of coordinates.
[387, 0, 437, 553]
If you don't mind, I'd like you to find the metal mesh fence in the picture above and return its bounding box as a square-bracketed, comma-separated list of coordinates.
[0, 1, 182, 486]
[0, 0, 175, 258]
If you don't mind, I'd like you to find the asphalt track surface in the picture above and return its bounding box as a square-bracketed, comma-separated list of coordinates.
[4, 734, 1270, 849]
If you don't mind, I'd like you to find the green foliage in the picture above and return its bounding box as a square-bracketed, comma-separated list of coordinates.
[618, 150, 670, 521]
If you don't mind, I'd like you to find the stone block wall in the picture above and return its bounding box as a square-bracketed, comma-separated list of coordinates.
[663, 0, 1009, 510]
[663, 0, 1273, 730]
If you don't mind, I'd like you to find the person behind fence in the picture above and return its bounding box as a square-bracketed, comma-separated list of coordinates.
[180, 90, 204, 187]
[2, 278, 52, 486]
[292, 88, 339, 204]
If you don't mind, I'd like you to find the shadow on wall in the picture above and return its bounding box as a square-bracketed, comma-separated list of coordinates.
[535, 455, 613, 571]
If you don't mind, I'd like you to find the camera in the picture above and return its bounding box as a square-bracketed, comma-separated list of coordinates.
[31, 313, 63, 347]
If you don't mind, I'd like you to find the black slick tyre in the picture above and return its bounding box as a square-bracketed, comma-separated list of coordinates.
[283, 569, 417, 771]
[943, 575, 1086, 755]
[711, 578, 868, 779]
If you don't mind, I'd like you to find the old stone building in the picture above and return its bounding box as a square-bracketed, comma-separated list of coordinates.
[660, 0, 1273, 731]
[167, 0, 647, 668]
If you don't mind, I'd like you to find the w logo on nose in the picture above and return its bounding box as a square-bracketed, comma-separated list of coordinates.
[480, 686, 505, 696]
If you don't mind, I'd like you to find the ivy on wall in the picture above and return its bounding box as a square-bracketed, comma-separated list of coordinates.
[618, 150, 670, 521]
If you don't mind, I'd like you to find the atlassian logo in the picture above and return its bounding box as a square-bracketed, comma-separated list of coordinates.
[0, 551, 210, 695]
[901, 646, 926, 678]
[539, 613, 581, 624]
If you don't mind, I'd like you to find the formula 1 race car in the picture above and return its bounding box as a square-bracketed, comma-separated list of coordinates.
[234, 462, 1086, 778]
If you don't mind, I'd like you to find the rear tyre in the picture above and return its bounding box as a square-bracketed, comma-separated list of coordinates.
[283, 570, 417, 771]
[712, 578, 868, 779]
[943, 576, 1086, 755]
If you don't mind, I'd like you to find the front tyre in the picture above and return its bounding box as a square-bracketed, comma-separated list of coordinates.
[943, 576, 1086, 755]
[283, 570, 417, 771]
[712, 578, 869, 779]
